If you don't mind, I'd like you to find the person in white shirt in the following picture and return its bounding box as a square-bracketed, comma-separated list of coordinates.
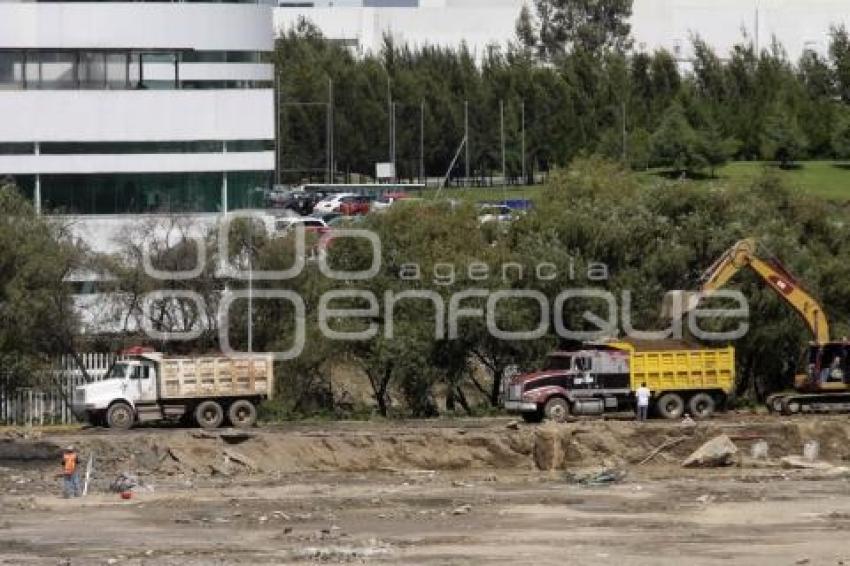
[635, 382, 651, 421]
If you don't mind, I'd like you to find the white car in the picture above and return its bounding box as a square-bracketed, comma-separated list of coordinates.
[372, 192, 416, 211]
[478, 204, 514, 223]
[312, 193, 358, 214]
[274, 216, 328, 234]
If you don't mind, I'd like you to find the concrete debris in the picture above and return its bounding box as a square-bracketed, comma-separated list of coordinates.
[750, 440, 769, 460]
[452, 504, 472, 515]
[506, 420, 520, 430]
[682, 435, 738, 468]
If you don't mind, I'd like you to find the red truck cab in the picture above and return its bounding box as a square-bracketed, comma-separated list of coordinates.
[504, 348, 631, 422]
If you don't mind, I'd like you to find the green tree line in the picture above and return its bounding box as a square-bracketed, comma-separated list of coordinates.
[275, 2, 850, 183]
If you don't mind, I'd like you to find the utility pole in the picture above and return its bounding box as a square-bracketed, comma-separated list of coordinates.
[464, 100, 470, 186]
[327, 77, 333, 184]
[387, 73, 392, 164]
[392, 101, 397, 181]
[420, 99, 425, 183]
[521, 99, 526, 185]
[500, 99, 506, 187]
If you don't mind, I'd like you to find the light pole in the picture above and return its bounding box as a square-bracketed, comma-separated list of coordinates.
[464, 100, 470, 187]
[420, 99, 425, 183]
[327, 77, 334, 184]
[521, 99, 526, 185]
[500, 99, 506, 187]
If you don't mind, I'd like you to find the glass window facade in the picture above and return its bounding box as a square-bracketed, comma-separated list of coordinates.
[39, 140, 273, 154]
[0, 50, 269, 90]
[38, 52, 77, 89]
[0, 51, 24, 90]
[37, 171, 270, 214]
[0, 143, 35, 155]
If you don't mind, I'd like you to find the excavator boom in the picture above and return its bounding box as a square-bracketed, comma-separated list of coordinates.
[664, 239, 830, 344]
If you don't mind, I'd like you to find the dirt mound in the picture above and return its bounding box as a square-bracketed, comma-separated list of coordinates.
[10, 416, 850, 481]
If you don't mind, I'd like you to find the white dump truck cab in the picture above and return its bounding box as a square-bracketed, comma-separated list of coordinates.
[72, 348, 274, 430]
[72, 352, 162, 429]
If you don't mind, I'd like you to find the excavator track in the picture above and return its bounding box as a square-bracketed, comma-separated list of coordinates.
[766, 392, 850, 415]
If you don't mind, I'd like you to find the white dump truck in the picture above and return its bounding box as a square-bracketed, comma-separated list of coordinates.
[71, 348, 274, 430]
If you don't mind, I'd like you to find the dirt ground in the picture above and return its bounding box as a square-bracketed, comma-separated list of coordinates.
[3, 414, 850, 565]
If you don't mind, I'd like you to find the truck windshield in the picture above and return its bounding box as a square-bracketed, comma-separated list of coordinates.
[105, 363, 130, 380]
[544, 356, 571, 370]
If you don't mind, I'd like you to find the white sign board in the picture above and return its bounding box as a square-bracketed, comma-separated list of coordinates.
[376, 162, 395, 180]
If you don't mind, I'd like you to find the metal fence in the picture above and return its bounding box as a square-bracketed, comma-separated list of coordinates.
[0, 353, 117, 426]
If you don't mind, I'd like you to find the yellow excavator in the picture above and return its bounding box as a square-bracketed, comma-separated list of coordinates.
[665, 238, 850, 414]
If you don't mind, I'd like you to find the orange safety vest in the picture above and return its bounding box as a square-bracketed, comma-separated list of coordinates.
[63, 452, 77, 475]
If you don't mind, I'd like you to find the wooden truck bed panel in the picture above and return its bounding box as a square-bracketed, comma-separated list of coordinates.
[159, 356, 274, 400]
[629, 347, 735, 393]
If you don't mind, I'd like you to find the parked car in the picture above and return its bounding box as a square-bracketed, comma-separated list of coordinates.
[338, 195, 373, 215]
[265, 188, 293, 208]
[274, 216, 328, 235]
[372, 191, 412, 211]
[312, 193, 358, 215]
[478, 204, 513, 223]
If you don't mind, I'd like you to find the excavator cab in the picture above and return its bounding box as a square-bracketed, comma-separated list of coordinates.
[800, 343, 850, 392]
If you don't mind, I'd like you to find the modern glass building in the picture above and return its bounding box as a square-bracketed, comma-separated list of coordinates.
[0, 0, 275, 215]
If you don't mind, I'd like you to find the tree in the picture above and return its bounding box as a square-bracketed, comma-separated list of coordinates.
[760, 110, 808, 168]
[650, 102, 704, 175]
[695, 125, 739, 177]
[0, 181, 84, 388]
[519, 0, 633, 60]
[832, 112, 850, 160]
[627, 127, 652, 170]
[830, 25, 850, 103]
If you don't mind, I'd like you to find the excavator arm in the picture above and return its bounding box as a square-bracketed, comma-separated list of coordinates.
[666, 238, 830, 344]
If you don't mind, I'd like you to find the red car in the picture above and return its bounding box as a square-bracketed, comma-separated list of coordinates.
[336, 195, 372, 215]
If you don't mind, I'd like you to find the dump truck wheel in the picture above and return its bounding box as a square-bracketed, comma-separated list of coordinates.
[107, 402, 134, 430]
[655, 393, 685, 420]
[688, 393, 716, 419]
[228, 400, 257, 428]
[195, 400, 224, 429]
[544, 397, 570, 423]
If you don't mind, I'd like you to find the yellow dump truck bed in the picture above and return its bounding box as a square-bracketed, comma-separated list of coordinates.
[157, 355, 274, 400]
[608, 342, 735, 394]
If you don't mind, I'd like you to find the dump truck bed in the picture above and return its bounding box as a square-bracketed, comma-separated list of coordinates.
[157, 355, 274, 400]
[625, 346, 735, 393]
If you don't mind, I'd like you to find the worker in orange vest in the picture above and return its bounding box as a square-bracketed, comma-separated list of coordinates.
[61, 445, 80, 498]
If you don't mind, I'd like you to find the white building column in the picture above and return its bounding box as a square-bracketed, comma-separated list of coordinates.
[34, 142, 41, 215]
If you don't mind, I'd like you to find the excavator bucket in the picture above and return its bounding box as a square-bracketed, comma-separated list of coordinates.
[661, 290, 702, 319]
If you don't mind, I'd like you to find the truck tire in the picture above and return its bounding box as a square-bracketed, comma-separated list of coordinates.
[688, 393, 716, 419]
[228, 400, 257, 428]
[655, 393, 685, 420]
[543, 397, 570, 423]
[107, 402, 135, 430]
[195, 400, 224, 429]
